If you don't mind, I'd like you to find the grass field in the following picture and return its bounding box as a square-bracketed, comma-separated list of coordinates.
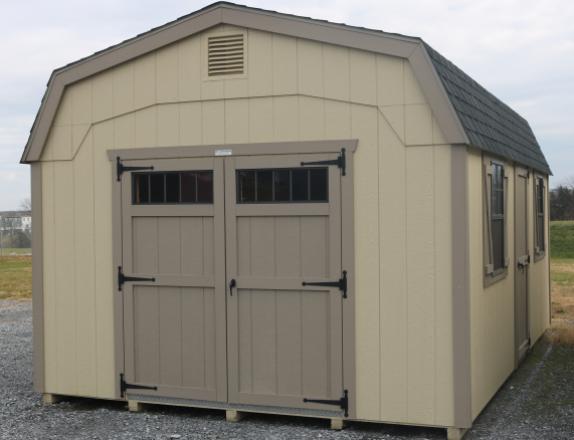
[0, 256, 32, 300]
[549, 221, 574, 344]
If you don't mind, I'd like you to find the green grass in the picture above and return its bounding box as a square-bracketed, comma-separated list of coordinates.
[551, 221, 574, 259]
[0, 256, 32, 299]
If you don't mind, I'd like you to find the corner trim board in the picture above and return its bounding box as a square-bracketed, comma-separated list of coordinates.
[31, 163, 45, 392]
[451, 145, 472, 427]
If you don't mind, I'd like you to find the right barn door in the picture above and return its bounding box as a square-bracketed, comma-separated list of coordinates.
[224, 153, 345, 413]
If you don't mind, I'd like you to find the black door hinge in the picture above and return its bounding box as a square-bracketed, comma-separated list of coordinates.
[116, 156, 154, 181]
[120, 373, 158, 397]
[304, 389, 348, 417]
[301, 148, 346, 176]
[302, 271, 347, 298]
[118, 266, 156, 291]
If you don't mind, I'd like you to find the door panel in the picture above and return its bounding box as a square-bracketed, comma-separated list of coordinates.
[225, 154, 343, 411]
[121, 157, 226, 402]
[515, 168, 530, 363]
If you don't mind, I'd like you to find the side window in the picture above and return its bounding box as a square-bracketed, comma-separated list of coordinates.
[132, 171, 213, 204]
[534, 176, 545, 258]
[484, 160, 508, 283]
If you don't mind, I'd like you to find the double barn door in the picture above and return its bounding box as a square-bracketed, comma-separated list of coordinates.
[118, 152, 344, 413]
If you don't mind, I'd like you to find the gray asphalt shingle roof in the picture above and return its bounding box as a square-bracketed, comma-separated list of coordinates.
[425, 43, 551, 174]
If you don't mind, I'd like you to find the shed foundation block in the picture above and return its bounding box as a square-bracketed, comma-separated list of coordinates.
[226, 409, 244, 422]
[42, 393, 62, 405]
[330, 418, 345, 430]
[446, 427, 468, 440]
[127, 400, 143, 412]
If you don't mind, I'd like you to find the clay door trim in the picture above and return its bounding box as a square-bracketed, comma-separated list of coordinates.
[108, 139, 357, 417]
[514, 166, 530, 366]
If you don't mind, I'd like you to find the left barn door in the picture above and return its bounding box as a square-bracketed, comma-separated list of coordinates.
[119, 157, 227, 402]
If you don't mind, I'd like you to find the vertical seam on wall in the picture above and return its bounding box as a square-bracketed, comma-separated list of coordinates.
[402, 58, 410, 419]
[375, 55, 383, 419]
[432, 146, 437, 424]
[91, 133, 98, 395]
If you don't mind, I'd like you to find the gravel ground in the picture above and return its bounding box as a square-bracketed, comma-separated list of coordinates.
[1, 300, 573, 440]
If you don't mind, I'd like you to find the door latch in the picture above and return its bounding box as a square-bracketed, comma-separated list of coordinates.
[229, 278, 237, 296]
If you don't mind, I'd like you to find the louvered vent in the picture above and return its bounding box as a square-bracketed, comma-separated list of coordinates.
[207, 34, 245, 77]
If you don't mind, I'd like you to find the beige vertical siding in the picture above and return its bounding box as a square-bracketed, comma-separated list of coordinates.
[39, 26, 455, 426]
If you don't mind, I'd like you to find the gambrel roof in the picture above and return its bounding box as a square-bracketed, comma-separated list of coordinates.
[21, 1, 550, 174]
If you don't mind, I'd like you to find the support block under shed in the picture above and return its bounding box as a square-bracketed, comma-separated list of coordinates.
[446, 427, 468, 440]
[127, 400, 143, 412]
[226, 409, 244, 422]
[42, 393, 62, 405]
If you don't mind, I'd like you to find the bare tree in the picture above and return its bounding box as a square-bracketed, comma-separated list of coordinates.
[20, 198, 31, 211]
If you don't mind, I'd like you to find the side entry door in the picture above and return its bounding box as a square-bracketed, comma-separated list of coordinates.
[224, 153, 345, 413]
[514, 167, 530, 364]
[119, 157, 227, 402]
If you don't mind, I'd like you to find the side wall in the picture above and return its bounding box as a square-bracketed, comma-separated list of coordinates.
[38, 25, 455, 426]
[467, 148, 550, 420]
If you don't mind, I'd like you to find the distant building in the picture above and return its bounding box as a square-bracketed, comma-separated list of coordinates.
[0, 211, 32, 232]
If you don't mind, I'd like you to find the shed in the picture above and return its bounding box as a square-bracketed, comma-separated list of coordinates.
[22, 3, 551, 439]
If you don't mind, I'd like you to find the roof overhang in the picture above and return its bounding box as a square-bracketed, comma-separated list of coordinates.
[21, 1, 468, 163]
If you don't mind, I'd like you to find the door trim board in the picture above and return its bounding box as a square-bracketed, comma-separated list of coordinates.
[107, 140, 358, 162]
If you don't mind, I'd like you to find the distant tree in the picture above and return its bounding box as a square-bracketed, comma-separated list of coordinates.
[550, 185, 574, 221]
[20, 198, 31, 211]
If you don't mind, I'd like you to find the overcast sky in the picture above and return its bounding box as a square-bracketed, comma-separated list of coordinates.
[1, 0, 572, 210]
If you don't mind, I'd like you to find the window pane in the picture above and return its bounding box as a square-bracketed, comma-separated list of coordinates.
[537, 216, 545, 250]
[133, 174, 149, 204]
[237, 171, 255, 203]
[310, 168, 328, 201]
[292, 169, 309, 201]
[181, 172, 197, 203]
[274, 170, 290, 201]
[256, 170, 273, 202]
[165, 173, 180, 203]
[197, 171, 213, 203]
[150, 173, 165, 203]
[491, 219, 504, 270]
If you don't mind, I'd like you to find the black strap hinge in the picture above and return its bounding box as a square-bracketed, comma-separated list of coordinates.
[120, 373, 157, 397]
[116, 156, 154, 181]
[302, 271, 347, 298]
[118, 266, 156, 291]
[303, 389, 348, 417]
[300, 148, 346, 176]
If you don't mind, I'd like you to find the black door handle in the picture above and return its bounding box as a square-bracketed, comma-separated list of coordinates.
[229, 278, 236, 296]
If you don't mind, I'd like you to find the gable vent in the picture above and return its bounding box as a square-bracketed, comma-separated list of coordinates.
[207, 34, 245, 77]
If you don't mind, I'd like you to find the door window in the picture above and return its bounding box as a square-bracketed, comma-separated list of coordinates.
[236, 168, 328, 203]
[132, 171, 213, 204]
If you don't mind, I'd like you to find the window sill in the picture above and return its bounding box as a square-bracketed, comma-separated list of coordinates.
[483, 268, 508, 288]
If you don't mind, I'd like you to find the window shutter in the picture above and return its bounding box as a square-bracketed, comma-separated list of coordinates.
[484, 162, 494, 275]
[503, 173, 509, 268]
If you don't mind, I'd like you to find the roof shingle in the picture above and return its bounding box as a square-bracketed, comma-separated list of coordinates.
[424, 43, 551, 174]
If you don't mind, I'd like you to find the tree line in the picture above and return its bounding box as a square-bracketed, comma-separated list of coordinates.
[551, 184, 574, 221]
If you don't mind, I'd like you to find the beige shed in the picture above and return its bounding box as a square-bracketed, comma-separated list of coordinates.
[22, 3, 551, 439]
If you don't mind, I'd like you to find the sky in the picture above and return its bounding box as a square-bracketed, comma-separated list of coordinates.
[0, 0, 573, 210]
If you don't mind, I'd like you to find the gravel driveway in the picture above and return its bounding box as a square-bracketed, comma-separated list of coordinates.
[1, 300, 573, 439]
